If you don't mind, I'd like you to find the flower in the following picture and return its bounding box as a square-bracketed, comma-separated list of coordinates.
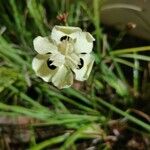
[32, 25, 95, 89]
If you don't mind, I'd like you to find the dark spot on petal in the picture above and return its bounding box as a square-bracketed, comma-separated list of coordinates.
[60, 35, 70, 41]
[47, 59, 57, 70]
[46, 52, 51, 54]
[80, 53, 87, 54]
[77, 58, 84, 69]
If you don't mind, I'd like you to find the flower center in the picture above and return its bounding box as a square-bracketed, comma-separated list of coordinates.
[57, 39, 81, 69]
[46, 36, 84, 71]
[58, 41, 73, 56]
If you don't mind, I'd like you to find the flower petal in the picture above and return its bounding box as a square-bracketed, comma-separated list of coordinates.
[65, 53, 80, 69]
[73, 54, 95, 81]
[74, 32, 95, 54]
[52, 65, 73, 89]
[51, 25, 81, 44]
[33, 36, 57, 54]
[32, 54, 58, 82]
[50, 52, 65, 67]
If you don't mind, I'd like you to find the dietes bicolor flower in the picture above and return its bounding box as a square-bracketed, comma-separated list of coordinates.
[32, 26, 95, 89]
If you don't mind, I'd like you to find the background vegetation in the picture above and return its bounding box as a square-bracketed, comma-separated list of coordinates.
[0, 0, 150, 149]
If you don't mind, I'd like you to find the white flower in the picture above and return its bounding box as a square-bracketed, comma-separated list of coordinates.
[32, 25, 95, 89]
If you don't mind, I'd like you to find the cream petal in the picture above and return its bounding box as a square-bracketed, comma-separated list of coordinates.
[51, 25, 81, 44]
[73, 54, 95, 81]
[65, 53, 80, 69]
[33, 36, 58, 54]
[32, 54, 58, 82]
[50, 52, 65, 67]
[74, 32, 95, 54]
[52, 65, 73, 89]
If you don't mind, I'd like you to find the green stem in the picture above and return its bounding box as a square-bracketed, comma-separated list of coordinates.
[95, 97, 150, 132]
[9, 85, 49, 112]
[111, 46, 150, 55]
[93, 0, 102, 57]
[30, 133, 69, 150]
[42, 86, 99, 114]
[133, 52, 139, 95]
